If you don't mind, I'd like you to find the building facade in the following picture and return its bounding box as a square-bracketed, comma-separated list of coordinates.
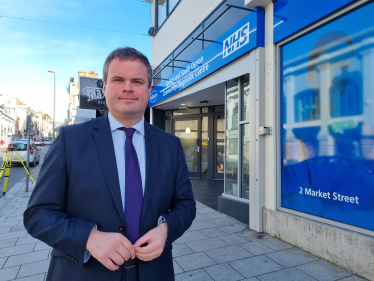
[68, 71, 99, 125]
[147, 0, 374, 279]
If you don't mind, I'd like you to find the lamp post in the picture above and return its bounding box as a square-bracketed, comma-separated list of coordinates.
[48, 70, 56, 141]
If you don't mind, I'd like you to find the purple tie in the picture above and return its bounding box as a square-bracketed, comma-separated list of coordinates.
[118, 127, 143, 244]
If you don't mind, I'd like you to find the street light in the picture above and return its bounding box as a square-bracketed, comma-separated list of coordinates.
[48, 70, 56, 141]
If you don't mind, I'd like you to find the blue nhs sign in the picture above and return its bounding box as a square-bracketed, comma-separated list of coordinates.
[223, 22, 250, 58]
[149, 7, 264, 107]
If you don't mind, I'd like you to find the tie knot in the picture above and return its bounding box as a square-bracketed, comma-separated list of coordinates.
[119, 127, 136, 138]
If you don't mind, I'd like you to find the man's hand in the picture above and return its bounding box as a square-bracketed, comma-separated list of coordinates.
[134, 222, 169, 262]
[86, 229, 135, 271]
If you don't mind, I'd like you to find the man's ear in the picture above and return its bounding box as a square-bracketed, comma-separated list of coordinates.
[147, 85, 152, 98]
[103, 80, 106, 96]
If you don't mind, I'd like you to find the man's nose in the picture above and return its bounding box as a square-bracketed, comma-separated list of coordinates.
[122, 81, 133, 92]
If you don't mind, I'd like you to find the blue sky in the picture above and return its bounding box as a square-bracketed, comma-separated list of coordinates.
[0, 0, 152, 121]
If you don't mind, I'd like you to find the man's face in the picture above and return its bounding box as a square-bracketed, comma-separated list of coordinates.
[103, 58, 151, 120]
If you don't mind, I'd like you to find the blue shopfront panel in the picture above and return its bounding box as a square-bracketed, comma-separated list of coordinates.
[149, 7, 264, 107]
[280, 2, 374, 231]
[274, 0, 359, 43]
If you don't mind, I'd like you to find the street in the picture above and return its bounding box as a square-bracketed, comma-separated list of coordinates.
[0, 145, 50, 199]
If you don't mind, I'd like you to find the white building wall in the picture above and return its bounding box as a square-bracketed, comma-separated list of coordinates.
[151, 0, 222, 68]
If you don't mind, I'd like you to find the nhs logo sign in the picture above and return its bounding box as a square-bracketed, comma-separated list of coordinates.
[223, 22, 250, 58]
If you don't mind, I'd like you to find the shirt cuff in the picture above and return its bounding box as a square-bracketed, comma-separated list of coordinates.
[84, 225, 97, 264]
[158, 216, 166, 226]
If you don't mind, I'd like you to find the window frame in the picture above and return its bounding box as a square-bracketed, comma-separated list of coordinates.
[155, 0, 182, 33]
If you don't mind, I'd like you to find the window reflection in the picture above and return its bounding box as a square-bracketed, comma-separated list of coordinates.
[225, 79, 239, 196]
[158, 1, 167, 28]
[281, 1, 374, 231]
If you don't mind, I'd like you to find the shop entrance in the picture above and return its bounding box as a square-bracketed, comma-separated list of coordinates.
[165, 106, 224, 180]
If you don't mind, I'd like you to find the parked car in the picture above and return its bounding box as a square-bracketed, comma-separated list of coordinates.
[43, 139, 51, 145]
[5, 141, 41, 167]
[34, 139, 44, 146]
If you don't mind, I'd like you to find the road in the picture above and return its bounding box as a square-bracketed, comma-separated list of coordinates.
[0, 144, 50, 199]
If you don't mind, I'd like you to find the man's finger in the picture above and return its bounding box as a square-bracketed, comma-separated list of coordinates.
[109, 252, 125, 266]
[103, 258, 120, 271]
[135, 242, 158, 255]
[116, 244, 131, 261]
[120, 235, 136, 259]
[133, 233, 151, 248]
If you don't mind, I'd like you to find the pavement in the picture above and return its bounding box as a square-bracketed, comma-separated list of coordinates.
[0, 165, 367, 280]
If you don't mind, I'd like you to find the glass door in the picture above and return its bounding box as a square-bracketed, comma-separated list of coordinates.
[174, 119, 200, 178]
[214, 116, 225, 179]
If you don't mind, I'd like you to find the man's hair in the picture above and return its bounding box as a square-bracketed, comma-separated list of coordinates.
[103, 47, 152, 88]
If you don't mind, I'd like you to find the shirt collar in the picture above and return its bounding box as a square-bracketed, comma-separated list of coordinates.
[108, 112, 145, 136]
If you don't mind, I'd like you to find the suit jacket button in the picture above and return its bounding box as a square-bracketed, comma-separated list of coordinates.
[119, 226, 124, 232]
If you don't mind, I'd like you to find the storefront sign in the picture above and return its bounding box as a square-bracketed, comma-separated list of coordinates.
[149, 8, 264, 107]
[273, 0, 359, 43]
[79, 77, 108, 110]
[280, 2, 374, 231]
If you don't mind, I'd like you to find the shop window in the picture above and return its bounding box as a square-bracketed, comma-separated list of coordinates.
[202, 107, 209, 113]
[225, 78, 239, 196]
[241, 74, 250, 121]
[280, 1, 374, 231]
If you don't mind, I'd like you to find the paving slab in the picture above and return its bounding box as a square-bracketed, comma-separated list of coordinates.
[174, 252, 216, 272]
[256, 237, 293, 251]
[196, 208, 216, 215]
[0, 238, 17, 250]
[3, 249, 49, 268]
[228, 255, 284, 278]
[186, 238, 228, 253]
[217, 224, 248, 235]
[266, 247, 320, 268]
[0, 257, 6, 268]
[240, 241, 274, 256]
[194, 214, 213, 222]
[174, 260, 184, 274]
[211, 218, 238, 227]
[17, 259, 50, 279]
[10, 225, 26, 232]
[175, 231, 208, 244]
[0, 266, 20, 281]
[205, 212, 228, 220]
[173, 244, 194, 257]
[199, 228, 227, 238]
[15, 274, 46, 281]
[0, 221, 19, 228]
[189, 221, 218, 231]
[339, 277, 368, 281]
[34, 242, 51, 251]
[297, 260, 353, 281]
[203, 263, 244, 281]
[205, 245, 253, 264]
[175, 269, 214, 281]
[0, 243, 35, 258]
[218, 234, 247, 245]
[0, 230, 26, 241]
[257, 268, 316, 281]
[0, 227, 11, 234]
[16, 236, 39, 246]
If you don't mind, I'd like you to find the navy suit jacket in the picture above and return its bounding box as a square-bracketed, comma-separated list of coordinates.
[24, 114, 196, 281]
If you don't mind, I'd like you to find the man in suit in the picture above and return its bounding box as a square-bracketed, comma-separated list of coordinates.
[24, 47, 196, 281]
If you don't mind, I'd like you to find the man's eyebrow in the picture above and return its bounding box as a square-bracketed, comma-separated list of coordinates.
[111, 75, 123, 80]
[132, 77, 145, 82]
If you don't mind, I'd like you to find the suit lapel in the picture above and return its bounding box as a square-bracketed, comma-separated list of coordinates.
[93, 114, 125, 222]
[142, 122, 159, 221]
